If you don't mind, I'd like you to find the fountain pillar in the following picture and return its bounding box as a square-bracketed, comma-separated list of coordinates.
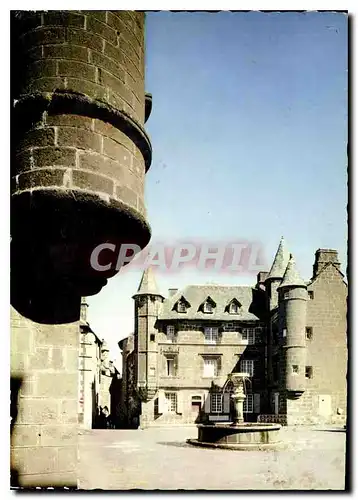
[229, 372, 250, 425]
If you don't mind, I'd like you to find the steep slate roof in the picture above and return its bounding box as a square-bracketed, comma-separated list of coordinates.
[158, 284, 260, 321]
[266, 237, 290, 280]
[132, 266, 164, 298]
[278, 255, 306, 288]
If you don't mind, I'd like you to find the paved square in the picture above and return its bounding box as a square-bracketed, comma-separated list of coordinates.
[78, 426, 346, 490]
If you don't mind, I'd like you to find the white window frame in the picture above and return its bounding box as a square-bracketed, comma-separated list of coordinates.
[240, 359, 254, 377]
[242, 327, 257, 345]
[166, 325, 176, 342]
[203, 357, 218, 378]
[204, 326, 219, 344]
[165, 392, 177, 413]
[166, 356, 177, 377]
[204, 301, 213, 313]
[243, 393, 254, 413]
[211, 393, 223, 413]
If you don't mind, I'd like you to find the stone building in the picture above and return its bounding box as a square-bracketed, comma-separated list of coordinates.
[119, 239, 347, 428]
[79, 298, 121, 429]
[10, 10, 152, 486]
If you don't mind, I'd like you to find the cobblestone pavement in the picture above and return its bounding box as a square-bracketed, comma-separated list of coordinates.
[78, 426, 346, 490]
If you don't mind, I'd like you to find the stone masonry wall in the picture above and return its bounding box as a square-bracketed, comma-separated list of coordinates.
[283, 264, 347, 425]
[11, 306, 79, 487]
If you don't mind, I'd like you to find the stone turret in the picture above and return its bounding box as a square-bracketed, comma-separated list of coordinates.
[278, 254, 308, 396]
[10, 11, 153, 487]
[11, 10, 153, 322]
[265, 237, 290, 310]
[133, 267, 164, 412]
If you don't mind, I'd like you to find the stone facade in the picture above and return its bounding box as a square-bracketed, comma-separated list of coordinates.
[120, 242, 347, 428]
[11, 10, 151, 487]
[79, 298, 121, 429]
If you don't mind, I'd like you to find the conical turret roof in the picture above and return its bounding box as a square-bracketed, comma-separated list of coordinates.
[133, 266, 164, 298]
[278, 254, 306, 288]
[266, 237, 290, 280]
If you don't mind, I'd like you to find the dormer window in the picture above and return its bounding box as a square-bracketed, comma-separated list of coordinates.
[200, 296, 216, 314]
[174, 296, 190, 313]
[178, 302, 187, 313]
[227, 299, 241, 314]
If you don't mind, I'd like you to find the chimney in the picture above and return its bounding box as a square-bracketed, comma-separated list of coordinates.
[313, 249, 340, 278]
[257, 271, 269, 285]
[168, 288, 178, 297]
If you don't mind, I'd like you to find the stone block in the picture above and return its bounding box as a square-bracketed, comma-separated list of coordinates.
[12, 424, 41, 447]
[58, 60, 97, 83]
[91, 50, 126, 84]
[44, 11, 85, 28]
[37, 373, 78, 398]
[67, 28, 104, 52]
[18, 399, 59, 424]
[17, 128, 55, 152]
[22, 27, 66, 48]
[34, 325, 78, 347]
[65, 348, 79, 370]
[52, 348, 65, 370]
[57, 446, 78, 472]
[60, 399, 78, 424]
[44, 43, 89, 62]
[57, 127, 101, 153]
[32, 147, 76, 168]
[40, 424, 77, 446]
[72, 169, 114, 196]
[11, 329, 33, 353]
[28, 348, 51, 370]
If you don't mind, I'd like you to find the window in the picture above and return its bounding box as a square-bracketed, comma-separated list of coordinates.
[203, 357, 219, 377]
[242, 328, 257, 345]
[150, 334, 155, 342]
[191, 395, 202, 411]
[178, 302, 186, 313]
[243, 393, 254, 413]
[240, 359, 254, 377]
[283, 328, 287, 338]
[204, 302, 213, 313]
[230, 303, 239, 314]
[165, 392, 177, 412]
[308, 291, 314, 300]
[306, 327, 313, 340]
[166, 325, 176, 342]
[292, 365, 299, 374]
[204, 327, 219, 344]
[211, 393, 223, 413]
[166, 356, 177, 377]
[305, 366, 313, 379]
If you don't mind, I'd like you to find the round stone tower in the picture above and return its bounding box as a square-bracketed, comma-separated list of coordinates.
[278, 255, 308, 396]
[11, 11, 152, 321]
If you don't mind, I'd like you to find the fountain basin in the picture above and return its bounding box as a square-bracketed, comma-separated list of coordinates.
[187, 423, 282, 451]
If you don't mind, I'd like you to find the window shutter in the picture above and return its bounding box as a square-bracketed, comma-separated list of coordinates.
[254, 393, 260, 414]
[176, 391, 183, 414]
[158, 390, 165, 414]
[204, 393, 211, 413]
[223, 393, 230, 413]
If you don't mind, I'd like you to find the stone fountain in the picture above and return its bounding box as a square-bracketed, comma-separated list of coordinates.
[187, 372, 282, 450]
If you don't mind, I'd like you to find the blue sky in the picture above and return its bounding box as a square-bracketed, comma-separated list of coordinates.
[87, 11, 348, 365]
